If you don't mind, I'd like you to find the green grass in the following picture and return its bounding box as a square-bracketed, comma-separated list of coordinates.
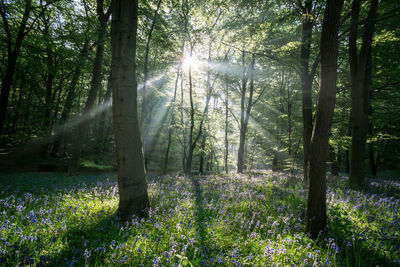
[0, 171, 399, 266]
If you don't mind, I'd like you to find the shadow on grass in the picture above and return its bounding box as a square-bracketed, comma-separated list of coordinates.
[46, 214, 122, 266]
[328, 206, 396, 266]
[189, 176, 212, 264]
[0, 172, 116, 198]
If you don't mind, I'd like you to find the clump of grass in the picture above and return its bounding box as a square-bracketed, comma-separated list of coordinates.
[0, 171, 399, 266]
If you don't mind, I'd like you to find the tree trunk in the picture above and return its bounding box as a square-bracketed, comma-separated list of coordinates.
[349, 0, 378, 188]
[306, 0, 343, 239]
[96, 73, 112, 152]
[163, 43, 183, 174]
[185, 41, 224, 175]
[329, 144, 339, 175]
[140, 0, 162, 127]
[238, 53, 255, 173]
[180, 71, 187, 173]
[112, 0, 149, 219]
[224, 83, 229, 173]
[185, 44, 195, 175]
[141, 0, 162, 170]
[69, 0, 111, 173]
[300, 0, 314, 183]
[0, 0, 32, 136]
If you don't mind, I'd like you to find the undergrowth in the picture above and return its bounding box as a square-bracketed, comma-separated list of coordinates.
[0, 171, 399, 266]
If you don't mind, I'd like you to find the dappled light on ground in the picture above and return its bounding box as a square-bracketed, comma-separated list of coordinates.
[0, 172, 399, 265]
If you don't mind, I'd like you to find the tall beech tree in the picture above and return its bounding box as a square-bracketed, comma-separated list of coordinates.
[349, 0, 379, 188]
[306, 0, 343, 239]
[111, 0, 149, 218]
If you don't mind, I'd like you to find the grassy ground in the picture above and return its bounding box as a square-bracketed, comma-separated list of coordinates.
[0, 171, 399, 266]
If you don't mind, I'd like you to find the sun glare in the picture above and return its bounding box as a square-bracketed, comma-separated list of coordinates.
[182, 51, 201, 69]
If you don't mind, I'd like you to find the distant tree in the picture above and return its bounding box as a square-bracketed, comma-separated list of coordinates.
[141, 0, 162, 170]
[306, 0, 343, 239]
[298, 0, 319, 183]
[237, 52, 255, 173]
[349, 0, 379, 188]
[0, 0, 32, 136]
[111, 0, 149, 218]
[69, 0, 112, 173]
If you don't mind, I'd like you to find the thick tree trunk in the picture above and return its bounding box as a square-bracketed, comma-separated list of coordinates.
[0, 0, 32, 136]
[300, 0, 314, 183]
[112, 0, 149, 219]
[349, 0, 378, 188]
[69, 0, 111, 173]
[306, 0, 343, 239]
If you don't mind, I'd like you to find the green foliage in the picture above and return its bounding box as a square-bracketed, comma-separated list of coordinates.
[0, 172, 399, 265]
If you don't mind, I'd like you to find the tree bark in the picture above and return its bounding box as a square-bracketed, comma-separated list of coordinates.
[306, 0, 343, 239]
[349, 0, 378, 188]
[329, 144, 339, 175]
[69, 0, 112, 173]
[199, 135, 206, 174]
[180, 70, 187, 173]
[96, 72, 112, 152]
[237, 53, 255, 173]
[0, 0, 32, 135]
[185, 44, 195, 175]
[300, 0, 315, 183]
[224, 83, 229, 173]
[111, 0, 149, 219]
[163, 43, 183, 174]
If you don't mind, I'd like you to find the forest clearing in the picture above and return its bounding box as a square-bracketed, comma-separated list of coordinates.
[0, 0, 399, 266]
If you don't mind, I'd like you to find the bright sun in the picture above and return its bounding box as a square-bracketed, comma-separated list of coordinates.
[182, 51, 201, 69]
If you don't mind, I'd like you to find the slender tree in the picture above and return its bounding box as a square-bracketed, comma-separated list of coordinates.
[141, 0, 162, 169]
[349, 0, 379, 187]
[163, 41, 184, 174]
[237, 53, 255, 173]
[111, 0, 149, 219]
[299, 0, 319, 183]
[69, 0, 112, 173]
[0, 0, 32, 135]
[224, 82, 229, 173]
[306, 0, 343, 239]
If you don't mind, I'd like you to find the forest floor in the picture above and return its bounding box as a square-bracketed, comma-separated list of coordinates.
[0, 171, 399, 266]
